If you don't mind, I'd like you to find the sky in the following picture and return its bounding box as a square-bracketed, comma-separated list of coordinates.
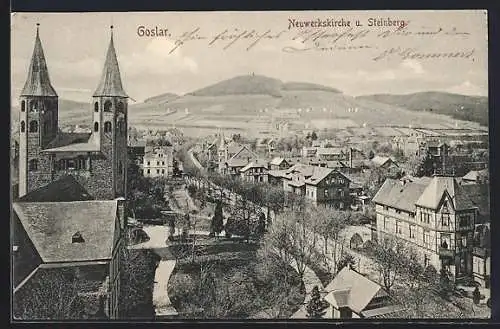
[11, 10, 488, 104]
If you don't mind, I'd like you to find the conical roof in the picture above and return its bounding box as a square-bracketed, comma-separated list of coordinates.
[93, 26, 128, 98]
[21, 24, 58, 97]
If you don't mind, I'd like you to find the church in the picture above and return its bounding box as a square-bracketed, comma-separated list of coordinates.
[18, 24, 128, 200]
[12, 24, 129, 320]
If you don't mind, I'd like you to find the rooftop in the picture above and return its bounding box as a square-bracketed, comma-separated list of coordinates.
[18, 175, 94, 203]
[324, 266, 389, 314]
[13, 200, 118, 263]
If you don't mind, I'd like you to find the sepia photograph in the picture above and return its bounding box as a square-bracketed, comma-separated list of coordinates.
[10, 10, 490, 321]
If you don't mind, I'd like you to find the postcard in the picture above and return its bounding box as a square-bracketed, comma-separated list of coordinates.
[11, 10, 490, 321]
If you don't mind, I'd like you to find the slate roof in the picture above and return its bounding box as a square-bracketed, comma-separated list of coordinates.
[371, 156, 393, 167]
[93, 29, 128, 98]
[324, 266, 388, 314]
[268, 169, 287, 178]
[21, 26, 58, 97]
[12, 200, 118, 263]
[270, 157, 286, 166]
[18, 175, 94, 202]
[226, 158, 249, 167]
[240, 159, 269, 172]
[372, 179, 428, 213]
[416, 176, 476, 211]
[463, 169, 489, 181]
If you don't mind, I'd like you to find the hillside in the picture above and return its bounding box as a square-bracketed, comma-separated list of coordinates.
[144, 92, 179, 104]
[188, 75, 284, 97]
[357, 92, 488, 126]
[282, 82, 342, 93]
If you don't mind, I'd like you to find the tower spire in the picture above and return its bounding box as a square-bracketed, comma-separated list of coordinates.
[21, 23, 58, 97]
[93, 26, 128, 98]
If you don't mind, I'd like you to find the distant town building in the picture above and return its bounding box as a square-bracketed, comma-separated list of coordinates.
[142, 143, 173, 178]
[269, 157, 290, 171]
[239, 159, 269, 183]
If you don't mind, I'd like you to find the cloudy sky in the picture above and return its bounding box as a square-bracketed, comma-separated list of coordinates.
[11, 10, 487, 103]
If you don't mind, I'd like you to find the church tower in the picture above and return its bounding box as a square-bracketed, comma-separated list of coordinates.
[18, 24, 59, 197]
[91, 26, 128, 198]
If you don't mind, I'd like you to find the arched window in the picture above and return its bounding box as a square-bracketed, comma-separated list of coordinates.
[94, 102, 99, 112]
[29, 121, 38, 133]
[29, 101, 37, 112]
[29, 159, 38, 171]
[118, 161, 123, 174]
[20, 121, 25, 133]
[104, 100, 112, 112]
[104, 121, 112, 133]
[116, 101, 125, 113]
[21, 101, 26, 112]
[94, 122, 99, 132]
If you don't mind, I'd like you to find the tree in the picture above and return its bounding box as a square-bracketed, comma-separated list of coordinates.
[13, 268, 82, 320]
[311, 131, 318, 141]
[336, 253, 356, 273]
[306, 286, 328, 318]
[120, 248, 160, 319]
[210, 201, 224, 238]
[226, 197, 260, 242]
[316, 209, 350, 274]
[372, 237, 406, 292]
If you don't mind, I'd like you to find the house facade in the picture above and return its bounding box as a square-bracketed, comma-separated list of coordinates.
[240, 159, 269, 183]
[372, 176, 478, 281]
[142, 144, 174, 178]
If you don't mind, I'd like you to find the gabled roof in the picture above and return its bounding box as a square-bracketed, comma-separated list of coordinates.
[226, 158, 249, 168]
[324, 266, 388, 314]
[21, 25, 58, 97]
[372, 179, 428, 213]
[18, 175, 94, 202]
[305, 167, 351, 186]
[270, 157, 286, 166]
[93, 27, 128, 98]
[13, 200, 118, 263]
[228, 144, 257, 160]
[416, 176, 477, 211]
[371, 156, 393, 167]
[463, 169, 489, 181]
[240, 159, 269, 172]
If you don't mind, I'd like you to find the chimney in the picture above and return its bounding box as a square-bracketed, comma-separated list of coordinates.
[115, 197, 126, 229]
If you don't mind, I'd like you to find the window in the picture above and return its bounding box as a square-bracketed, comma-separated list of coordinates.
[424, 254, 430, 267]
[147, 169, 150, 174]
[461, 235, 467, 248]
[157, 161, 160, 166]
[94, 122, 99, 132]
[94, 102, 99, 112]
[118, 162, 123, 175]
[104, 100, 112, 112]
[21, 101, 26, 112]
[20, 121, 25, 133]
[67, 159, 76, 170]
[162, 161, 165, 166]
[28, 159, 38, 171]
[383, 217, 387, 230]
[147, 161, 150, 166]
[440, 234, 451, 249]
[441, 213, 450, 226]
[324, 189, 329, 197]
[459, 214, 470, 228]
[29, 120, 38, 133]
[409, 224, 416, 239]
[396, 221, 402, 235]
[423, 230, 430, 248]
[162, 169, 165, 174]
[116, 101, 125, 113]
[157, 169, 160, 174]
[104, 121, 112, 133]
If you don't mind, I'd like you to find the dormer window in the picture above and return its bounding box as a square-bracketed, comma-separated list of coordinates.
[72, 231, 85, 243]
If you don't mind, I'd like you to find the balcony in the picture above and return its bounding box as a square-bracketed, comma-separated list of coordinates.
[438, 247, 454, 259]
